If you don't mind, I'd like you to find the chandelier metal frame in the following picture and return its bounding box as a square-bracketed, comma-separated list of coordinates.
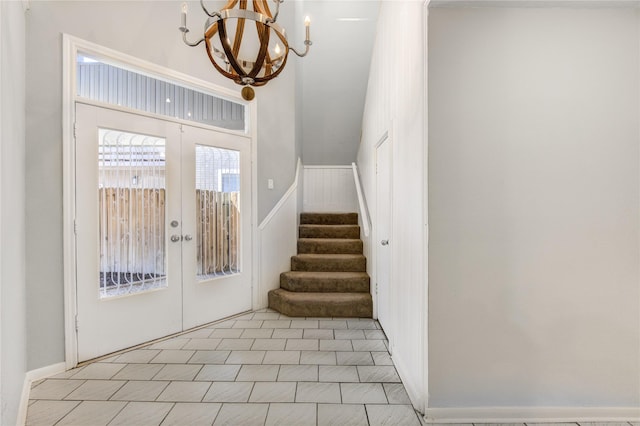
[179, 0, 312, 88]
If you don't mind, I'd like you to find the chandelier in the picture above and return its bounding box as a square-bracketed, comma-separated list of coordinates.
[179, 0, 312, 98]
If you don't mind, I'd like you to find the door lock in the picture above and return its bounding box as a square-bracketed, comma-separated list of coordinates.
[170, 235, 182, 242]
[170, 220, 180, 228]
[184, 234, 193, 241]
[381, 240, 389, 246]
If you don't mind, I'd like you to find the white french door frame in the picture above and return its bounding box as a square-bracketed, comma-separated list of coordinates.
[62, 35, 258, 369]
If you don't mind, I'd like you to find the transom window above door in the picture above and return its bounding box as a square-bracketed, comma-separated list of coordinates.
[76, 53, 246, 132]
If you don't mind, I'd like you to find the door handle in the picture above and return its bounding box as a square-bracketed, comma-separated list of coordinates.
[170, 235, 181, 242]
[381, 240, 389, 246]
[184, 234, 193, 242]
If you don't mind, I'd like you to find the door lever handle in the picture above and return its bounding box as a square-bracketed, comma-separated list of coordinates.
[381, 240, 389, 246]
[184, 234, 193, 242]
[170, 235, 181, 242]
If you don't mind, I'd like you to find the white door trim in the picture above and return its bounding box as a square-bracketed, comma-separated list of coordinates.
[62, 34, 258, 369]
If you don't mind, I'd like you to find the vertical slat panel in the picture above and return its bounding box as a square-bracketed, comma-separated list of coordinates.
[303, 166, 358, 213]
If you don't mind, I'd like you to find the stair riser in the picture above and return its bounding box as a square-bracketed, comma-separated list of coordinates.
[292, 257, 366, 272]
[268, 291, 373, 318]
[300, 212, 358, 225]
[299, 225, 360, 239]
[280, 273, 370, 293]
[297, 240, 363, 255]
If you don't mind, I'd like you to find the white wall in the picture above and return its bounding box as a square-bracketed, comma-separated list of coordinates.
[0, 1, 27, 424]
[302, 166, 358, 212]
[300, 1, 379, 165]
[357, 0, 426, 411]
[25, 1, 298, 370]
[428, 6, 640, 414]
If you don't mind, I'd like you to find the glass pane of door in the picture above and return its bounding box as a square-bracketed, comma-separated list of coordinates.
[195, 145, 241, 281]
[98, 129, 167, 297]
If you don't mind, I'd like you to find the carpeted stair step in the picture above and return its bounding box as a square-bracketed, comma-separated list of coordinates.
[291, 254, 366, 272]
[268, 288, 372, 317]
[300, 212, 359, 225]
[298, 238, 363, 254]
[280, 271, 370, 293]
[299, 224, 360, 239]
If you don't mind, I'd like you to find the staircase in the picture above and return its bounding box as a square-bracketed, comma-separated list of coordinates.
[268, 212, 373, 317]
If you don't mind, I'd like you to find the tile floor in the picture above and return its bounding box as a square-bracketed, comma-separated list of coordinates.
[26, 310, 423, 425]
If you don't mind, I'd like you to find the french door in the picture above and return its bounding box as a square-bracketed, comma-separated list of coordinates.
[75, 103, 251, 362]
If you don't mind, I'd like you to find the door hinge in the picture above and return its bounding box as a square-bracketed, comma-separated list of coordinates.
[375, 282, 378, 294]
[73, 122, 77, 138]
[73, 219, 78, 235]
[75, 315, 79, 332]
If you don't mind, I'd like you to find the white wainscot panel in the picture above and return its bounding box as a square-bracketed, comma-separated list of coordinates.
[303, 166, 358, 213]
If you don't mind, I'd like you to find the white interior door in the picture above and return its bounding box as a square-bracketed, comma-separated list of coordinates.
[76, 104, 183, 361]
[75, 104, 253, 362]
[376, 137, 392, 336]
[180, 124, 252, 329]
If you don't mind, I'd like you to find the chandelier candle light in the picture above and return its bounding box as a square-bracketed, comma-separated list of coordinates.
[179, 0, 312, 100]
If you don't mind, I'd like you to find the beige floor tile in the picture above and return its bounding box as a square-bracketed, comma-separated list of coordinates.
[357, 365, 400, 383]
[347, 319, 378, 330]
[26, 400, 80, 426]
[208, 320, 236, 329]
[262, 320, 292, 329]
[319, 320, 349, 330]
[251, 338, 286, 350]
[51, 367, 85, 379]
[249, 382, 296, 402]
[64, 380, 125, 401]
[56, 401, 127, 426]
[320, 365, 360, 382]
[212, 403, 269, 425]
[296, 382, 341, 403]
[153, 364, 203, 381]
[320, 339, 353, 351]
[265, 403, 316, 426]
[236, 365, 280, 381]
[202, 382, 254, 403]
[232, 320, 264, 329]
[286, 339, 319, 351]
[113, 349, 160, 364]
[291, 320, 319, 329]
[69, 363, 127, 380]
[183, 338, 222, 350]
[161, 402, 222, 426]
[372, 352, 393, 365]
[156, 381, 211, 402]
[334, 329, 366, 340]
[195, 364, 241, 381]
[303, 329, 334, 339]
[341, 383, 387, 404]
[112, 364, 164, 380]
[277, 365, 318, 382]
[364, 330, 387, 340]
[150, 349, 196, 364]
[252, 312, 282, 320]
[366, 404, 421, 426]
[187, 350, 230, 364]
[336, 351, 374, 366]
[30, 379, 85, 400]
[217, 338, 255, 351]
[300, 350, 337, 365]
[108, 401, 173, 425]
[110, 380, 170, 401]
[383, 383, 411, 404]
[352, 339, 388, 352]
[210, 328, 244, 338]
[263, 350, 301, 364]
[226, 350, 266, 364]
[272, 328, 303, 339]
[318, 403, 368, 426]
[241, 328, 275, 339]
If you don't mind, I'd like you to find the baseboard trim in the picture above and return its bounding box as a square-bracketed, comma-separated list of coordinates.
[424, 406, 640, 423]
[392, 352, 424, 413]
[17, 362, 67, 425]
